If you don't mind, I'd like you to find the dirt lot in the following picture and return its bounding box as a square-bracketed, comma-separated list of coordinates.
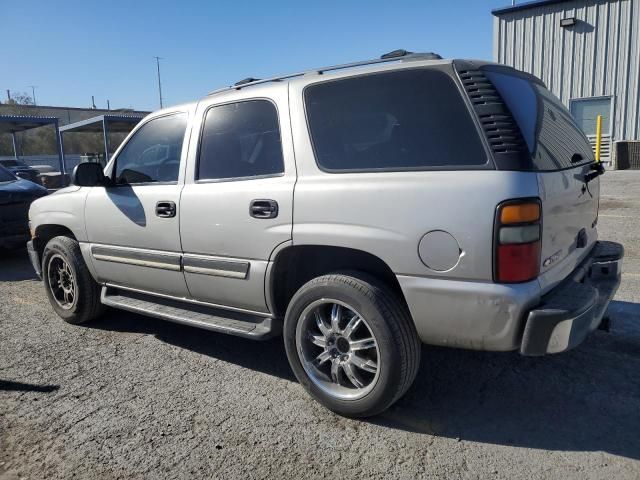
[1, 171, 640, 479]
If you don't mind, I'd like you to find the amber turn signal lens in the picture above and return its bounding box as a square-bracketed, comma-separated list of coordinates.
[500, 203, 540, 224]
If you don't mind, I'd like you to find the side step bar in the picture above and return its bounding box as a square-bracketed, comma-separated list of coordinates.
[101, 287, 280, 340]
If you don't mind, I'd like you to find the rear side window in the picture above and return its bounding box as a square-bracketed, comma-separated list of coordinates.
[304, 69, 487, 171]
[197, 100, 284, 180]
[485, 70, 594, 171]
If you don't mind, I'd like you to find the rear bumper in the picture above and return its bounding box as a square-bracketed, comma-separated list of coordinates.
[397, 240, 623, 353]
[520, 241, 623, 356]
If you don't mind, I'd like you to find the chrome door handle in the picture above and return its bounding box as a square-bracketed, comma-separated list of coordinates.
[156, 201, 176, 218]
[250, 199, 278, 219]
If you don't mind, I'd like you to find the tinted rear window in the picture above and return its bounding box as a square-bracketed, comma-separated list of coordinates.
[197, 100, 284, 180]
[485, 70, 594, 171]
[304, 69, 487, 171]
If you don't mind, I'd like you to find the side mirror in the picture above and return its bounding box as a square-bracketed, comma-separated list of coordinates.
[72, 162, 107, 187]
[15, 171, 29, 180]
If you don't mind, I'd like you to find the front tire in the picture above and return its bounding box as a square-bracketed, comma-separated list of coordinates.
[283, 272, 421, 417]
[42, 236, 105, 325]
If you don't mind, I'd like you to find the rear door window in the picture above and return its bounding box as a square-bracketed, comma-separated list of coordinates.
[304, 69, 487, 171]
[484, 70, 595, 171]
[197, 100, 284, 180]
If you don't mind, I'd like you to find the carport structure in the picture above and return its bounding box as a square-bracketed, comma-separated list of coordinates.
[59, 114, 146, 169]
[0, 115, 64, 173]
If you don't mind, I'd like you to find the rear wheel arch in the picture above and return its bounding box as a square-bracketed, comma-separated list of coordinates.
[268, 245, 408, 318]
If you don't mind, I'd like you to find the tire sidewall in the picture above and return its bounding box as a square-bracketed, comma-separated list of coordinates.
[284, 276, 406, 417]
[42, 238, 88, 322]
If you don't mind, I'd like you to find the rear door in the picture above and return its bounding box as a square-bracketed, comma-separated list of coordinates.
[485, 68, 600, 292]
[179, 85, 295, 313]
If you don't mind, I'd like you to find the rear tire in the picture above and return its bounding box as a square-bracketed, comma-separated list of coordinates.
[42, 236, 105, 325]
[283, 272, 421, 417]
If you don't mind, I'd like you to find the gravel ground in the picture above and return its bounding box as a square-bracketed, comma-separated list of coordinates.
[1, 171, 640, 479]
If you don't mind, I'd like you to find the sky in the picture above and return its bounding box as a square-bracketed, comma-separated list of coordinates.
[3, 0, 510, 112]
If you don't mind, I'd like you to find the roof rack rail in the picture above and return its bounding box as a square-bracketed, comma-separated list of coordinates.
[207, 50, 443, 96]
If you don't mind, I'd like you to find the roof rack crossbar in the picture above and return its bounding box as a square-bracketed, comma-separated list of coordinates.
[206, 51, 442, 96]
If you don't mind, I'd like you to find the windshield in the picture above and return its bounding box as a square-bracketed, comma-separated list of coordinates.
[0, 165, 17, 182]
[485, 69, 595, 171]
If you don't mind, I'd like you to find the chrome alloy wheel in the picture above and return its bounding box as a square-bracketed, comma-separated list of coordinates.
[295, 299, 380, 400]
[47, 254, 77, 310]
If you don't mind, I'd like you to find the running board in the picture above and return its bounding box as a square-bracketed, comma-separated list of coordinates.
[101, 287, 280, 340]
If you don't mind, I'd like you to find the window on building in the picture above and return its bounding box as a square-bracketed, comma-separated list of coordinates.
[570, 97, 612, 136]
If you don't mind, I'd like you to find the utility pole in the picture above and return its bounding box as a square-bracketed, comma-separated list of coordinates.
[154, 56, 164, 109]
[28, 85, 38, 105]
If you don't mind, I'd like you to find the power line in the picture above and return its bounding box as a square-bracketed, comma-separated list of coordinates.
[153, 56, 164, 109]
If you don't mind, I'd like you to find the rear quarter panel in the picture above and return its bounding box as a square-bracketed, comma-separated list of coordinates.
[288, 77, 540, 281]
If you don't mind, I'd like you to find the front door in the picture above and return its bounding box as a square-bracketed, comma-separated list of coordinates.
[85, 111, 191, 297]
[180, 88, 295, 313]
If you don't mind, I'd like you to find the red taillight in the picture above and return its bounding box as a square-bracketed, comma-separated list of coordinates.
[496, 242, 541, 282]
[495, 199, 542, 283]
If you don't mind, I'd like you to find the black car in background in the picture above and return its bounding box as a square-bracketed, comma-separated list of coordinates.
[0, 165, 47, 249]
[0, 159, 40, 183]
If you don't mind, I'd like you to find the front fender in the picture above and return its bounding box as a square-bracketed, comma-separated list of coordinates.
[29, 187, 89, 242]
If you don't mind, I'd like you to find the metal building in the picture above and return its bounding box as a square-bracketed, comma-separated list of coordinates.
[492, 0, 640, 165]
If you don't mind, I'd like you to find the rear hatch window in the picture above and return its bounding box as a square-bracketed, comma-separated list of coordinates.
[304, 68, 488, 172]
[472, 66, 600, 288]
[483, 68, 595, 171]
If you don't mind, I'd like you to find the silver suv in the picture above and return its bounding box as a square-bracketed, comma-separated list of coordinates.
[27, 50, 623, 417]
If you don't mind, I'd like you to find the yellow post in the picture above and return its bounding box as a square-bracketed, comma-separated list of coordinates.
[595, 114, 603, 162]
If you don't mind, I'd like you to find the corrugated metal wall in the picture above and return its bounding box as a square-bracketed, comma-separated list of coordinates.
[493, 0, 640, 142]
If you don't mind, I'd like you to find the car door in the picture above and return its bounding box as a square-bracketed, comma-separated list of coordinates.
[84, 109, 192, 297]
[180, 85, 295, 313]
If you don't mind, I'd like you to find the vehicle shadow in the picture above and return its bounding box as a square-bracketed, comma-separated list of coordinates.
[89, 309, 296, 382]
[90, 299, 640, 460]
[0, 247, 38, 281]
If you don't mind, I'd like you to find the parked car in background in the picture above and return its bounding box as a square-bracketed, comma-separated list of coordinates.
[27, 50, 623, 417]
[0, 159, 41, 183]
[0, 164, 47, 249]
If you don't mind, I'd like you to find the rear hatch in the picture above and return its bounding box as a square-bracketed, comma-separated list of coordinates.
[456, 62, 600, 291]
